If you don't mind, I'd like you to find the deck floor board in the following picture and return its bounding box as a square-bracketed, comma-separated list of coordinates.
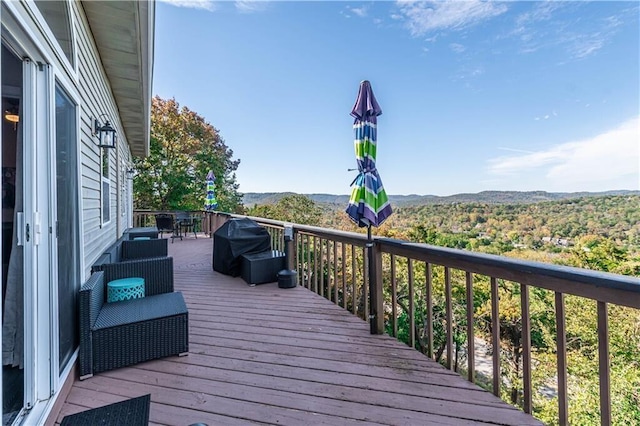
[51, 235, 542, 425]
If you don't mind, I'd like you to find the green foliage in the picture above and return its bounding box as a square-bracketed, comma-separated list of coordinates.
[246, 194, 323, 225]
[133, 96, 243, 212]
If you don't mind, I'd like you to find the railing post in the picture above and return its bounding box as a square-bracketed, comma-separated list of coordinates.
[598, 301, 611, 426]
[369, 240, 384, 334]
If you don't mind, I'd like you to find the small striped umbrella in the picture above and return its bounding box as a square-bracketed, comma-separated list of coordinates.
[346, 80, 392, 229]
[345, 80, 392, 335]
[205, 170, 218, 211]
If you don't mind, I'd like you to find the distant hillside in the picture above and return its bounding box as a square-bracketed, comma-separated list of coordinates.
[242, 190, 640, 207]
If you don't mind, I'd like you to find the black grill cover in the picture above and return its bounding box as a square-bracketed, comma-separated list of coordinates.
[213, 218, 271, 276]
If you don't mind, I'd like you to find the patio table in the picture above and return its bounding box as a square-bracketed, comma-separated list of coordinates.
[107, 277, 145, 303]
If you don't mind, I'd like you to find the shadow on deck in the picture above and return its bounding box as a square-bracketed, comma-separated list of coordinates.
[50, 236, 542, 425]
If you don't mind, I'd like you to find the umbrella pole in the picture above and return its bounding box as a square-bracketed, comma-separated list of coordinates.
[367, 224, 377, 334]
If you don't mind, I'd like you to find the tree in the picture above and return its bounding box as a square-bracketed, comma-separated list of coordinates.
[133, 96, 243, 212]
[246, 194, 323, 225]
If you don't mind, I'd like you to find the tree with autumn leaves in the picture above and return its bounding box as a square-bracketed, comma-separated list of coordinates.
[133, 96, 243, 212]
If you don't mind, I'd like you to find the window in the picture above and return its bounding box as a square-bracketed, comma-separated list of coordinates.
[102, 149, 110, 224]
[34, 1, 75, 67]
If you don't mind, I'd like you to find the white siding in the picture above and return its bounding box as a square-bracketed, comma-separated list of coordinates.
[71, 2, 134, 278]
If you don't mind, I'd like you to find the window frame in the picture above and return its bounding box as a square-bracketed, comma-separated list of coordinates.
[101, 148, 111, 225]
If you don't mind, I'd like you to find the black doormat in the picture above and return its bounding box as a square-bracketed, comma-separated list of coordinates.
[61, 394, 150, 426]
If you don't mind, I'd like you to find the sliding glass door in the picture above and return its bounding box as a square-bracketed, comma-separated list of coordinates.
[54, 85, 79, 372]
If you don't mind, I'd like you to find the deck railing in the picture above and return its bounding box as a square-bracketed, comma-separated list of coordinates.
[134, 210, 640, 425]
[132, 209, 210, 234]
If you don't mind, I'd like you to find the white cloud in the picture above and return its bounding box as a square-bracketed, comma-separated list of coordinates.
[235, 1, 268, 13]
[488, 116, 640, 191]
[513, 3, 632, 60]
[449, 43, 466, 53]
[395, 0, 508, 36]
[452, 65, 484, 82]
[515, 1, 564, 28]
[158, 0, 216, 11]
[348, 6, 368, 18]
[569, 34, 605, 58]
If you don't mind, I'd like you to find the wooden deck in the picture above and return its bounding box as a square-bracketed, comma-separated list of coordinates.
[50, 236, 542, 425]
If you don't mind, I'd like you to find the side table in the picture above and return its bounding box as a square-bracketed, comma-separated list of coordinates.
[107, 277, 145, 302]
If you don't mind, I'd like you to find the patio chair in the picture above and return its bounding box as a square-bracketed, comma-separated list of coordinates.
[79, 270, 188, 379]
[176, 211, 197, 239]
[155, 214, 179, 242]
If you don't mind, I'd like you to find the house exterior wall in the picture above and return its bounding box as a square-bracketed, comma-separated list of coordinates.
[71, 2, 132, 277]
[1, 1, 151, 423]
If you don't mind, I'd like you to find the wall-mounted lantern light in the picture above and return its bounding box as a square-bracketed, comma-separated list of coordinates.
[94, 116, 117, 149]
[126, 168, 135, 180]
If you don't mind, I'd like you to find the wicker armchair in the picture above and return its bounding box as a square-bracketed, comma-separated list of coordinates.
[91, 237, 169, 274]
[95, 256, 175, 294]
[79, 270, 189, 379]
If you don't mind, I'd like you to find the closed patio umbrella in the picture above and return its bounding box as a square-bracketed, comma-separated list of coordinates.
[345, 80, 392, 334]
[346, 80, 392, 228]
[205, 170, 218, 211]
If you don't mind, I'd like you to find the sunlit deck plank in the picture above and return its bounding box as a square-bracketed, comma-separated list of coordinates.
[51, 236, 542, 425]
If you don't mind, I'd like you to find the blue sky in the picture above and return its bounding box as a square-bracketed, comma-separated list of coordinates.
[154, 1, 639, 196]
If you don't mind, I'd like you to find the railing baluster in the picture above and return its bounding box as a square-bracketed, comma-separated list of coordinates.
[426, 262, 433, 359]
[408, 258, 415, 349]
[319, 238, 325, 298]
[351, 245, 357, 315]
[333, 240, 338, 304]
[341, 243, 347, 309]
[598, 301, 611, 426]
[371, 241, 384, 334]
[306, 235, 313, 290]
[555, 292, 568, 425]
[521, 283, 532, 414]
[278, 228, 282, 251]
[466, 271, 475, 383]
[327, 240, 332, 300]
[313, 236, 318, 294]
[491, 277, 500, 397]
[325, 240, 331, 299]
[445, 267, 453, 370]
[295, 231, 301, 285]
[391, 254, 397, 338]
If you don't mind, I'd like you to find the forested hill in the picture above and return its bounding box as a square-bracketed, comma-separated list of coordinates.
[243, 190, 639, 207]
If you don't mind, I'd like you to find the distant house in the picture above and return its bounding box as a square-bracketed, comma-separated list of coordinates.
[1, 2, 153, 424]
[541, 236, 571, 247]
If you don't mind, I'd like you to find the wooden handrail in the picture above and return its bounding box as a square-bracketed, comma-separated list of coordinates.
[376, 237, 640, 308]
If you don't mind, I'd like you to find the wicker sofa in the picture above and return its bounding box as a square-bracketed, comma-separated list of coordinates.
[79, 270, 189, 379]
